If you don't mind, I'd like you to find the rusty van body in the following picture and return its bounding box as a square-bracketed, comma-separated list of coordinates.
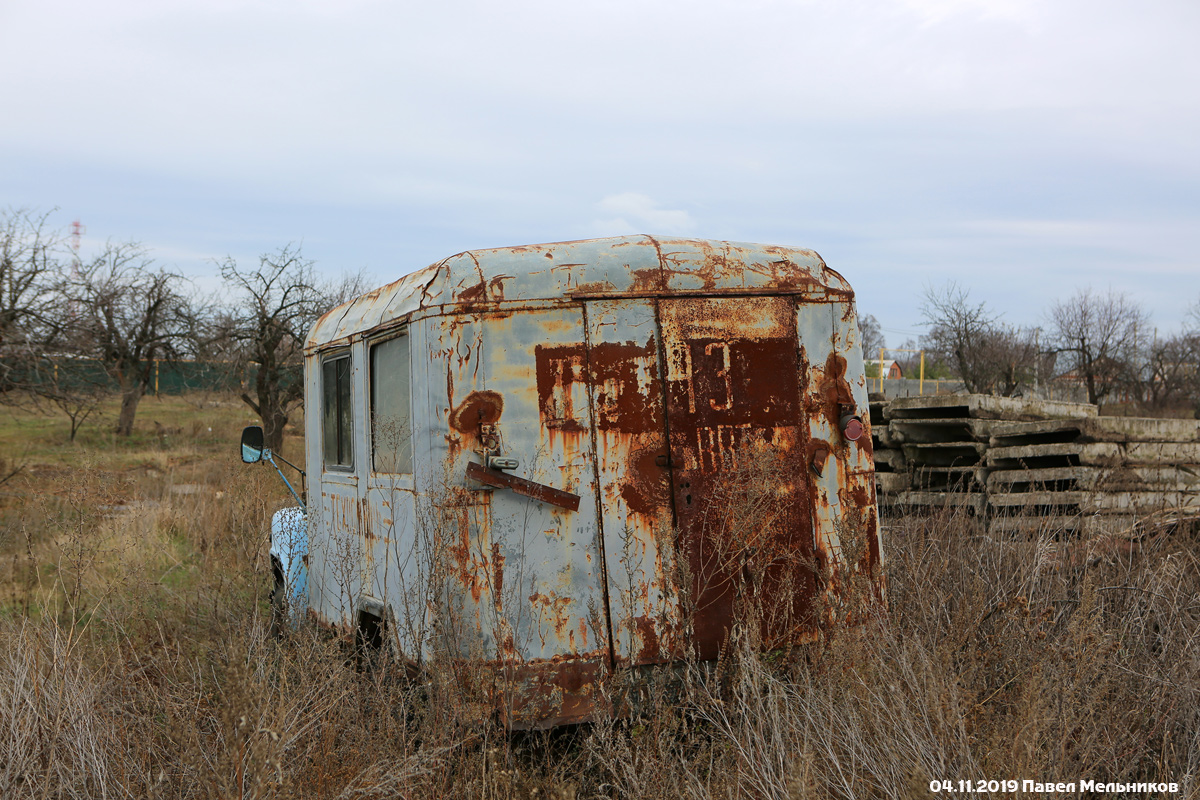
[269, 235, 882, 728]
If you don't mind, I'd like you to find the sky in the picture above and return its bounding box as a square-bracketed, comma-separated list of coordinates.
[2, 0, 1198, 348]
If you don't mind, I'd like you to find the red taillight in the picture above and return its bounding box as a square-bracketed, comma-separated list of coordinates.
[841, 413, 864, 442]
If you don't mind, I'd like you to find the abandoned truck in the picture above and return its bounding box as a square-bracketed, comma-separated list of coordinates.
[241, 235, 883, 728]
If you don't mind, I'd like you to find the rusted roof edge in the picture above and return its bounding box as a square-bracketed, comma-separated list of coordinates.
[565, 287, 855, 300]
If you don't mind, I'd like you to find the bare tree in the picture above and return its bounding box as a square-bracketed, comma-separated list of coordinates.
[0, 207, 62, 394]
[1047, 288, 1149, 406]
[66, 242, 191, 436]
[920, 282, 1039, 396]
[1132, 333, 1199, 413]
[220, 244, 361, 453]
[1135, 298, 1200, 416]
[858, 312, 886, 364]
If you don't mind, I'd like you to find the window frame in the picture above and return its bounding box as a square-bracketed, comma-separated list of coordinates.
[368, 329, 415, 475]
[321, 350, 355, 472]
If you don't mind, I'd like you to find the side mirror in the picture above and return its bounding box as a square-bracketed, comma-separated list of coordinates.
[241, 426, 265, 463]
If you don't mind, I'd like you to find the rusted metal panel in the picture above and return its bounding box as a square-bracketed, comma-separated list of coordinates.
[424, 305, 610, 727]
[582, 299, 679, 666]
[659, 296, 817, 658]
[308, 263, 442, 346]
[305, 236, 847, 351]
[799, 302, 884, 629]
[297, 236, 883, 729]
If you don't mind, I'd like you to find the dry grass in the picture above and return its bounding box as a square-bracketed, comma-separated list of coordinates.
[1, 395, 1198, 798]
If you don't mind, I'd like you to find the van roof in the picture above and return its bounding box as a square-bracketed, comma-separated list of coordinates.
[307, 235, 851, 347]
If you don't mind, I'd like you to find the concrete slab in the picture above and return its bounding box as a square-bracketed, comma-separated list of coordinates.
[909, 465, 988, 490]
[886, 394, 1096, 421]
[990, 416, 1200, 447]
[875, 427, 901, 449]
[872, 448, 906, 471]
[989, 490, 1200, 512]
[869, 400, 888, 426]
[902, 441, 987, 467]
[988, 442, 1200, 469]
[987, 514, 1138, 537]
[896, 491, 987, 514]
[890, 418, 1000, 444]
[988, 465, 1200, 493]
[876, 473, 910, 494]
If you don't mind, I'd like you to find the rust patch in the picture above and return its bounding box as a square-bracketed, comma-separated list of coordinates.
[808, 440, 832, 474]
[620, 445, 671, 516]
[457, 275, 512, 305]
[632, 615, 662, 663]
[534, 344, 588, 432]
[820, 351, 855, 415]
[492, 653, 609, 729]
[588, 339, 661, 433]
[572, 279, 618, 295]
[458, 280, 487, 304]
[659, 296, 817, 661]
[629, 267, 665, 294]
[449, 390, 504, 433]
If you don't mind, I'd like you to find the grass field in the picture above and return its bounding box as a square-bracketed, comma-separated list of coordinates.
[1, 395, 1197, 799]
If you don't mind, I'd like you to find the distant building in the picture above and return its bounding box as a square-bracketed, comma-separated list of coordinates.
[870, 359, 904, 379]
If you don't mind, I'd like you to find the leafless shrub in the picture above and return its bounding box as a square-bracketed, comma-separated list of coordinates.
[0, 620, 119, 799]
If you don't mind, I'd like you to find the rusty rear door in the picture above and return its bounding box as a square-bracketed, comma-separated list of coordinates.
[585, 296, 819, 666]
[658, 296, 818, 660]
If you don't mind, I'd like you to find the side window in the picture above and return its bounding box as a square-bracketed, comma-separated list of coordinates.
[371, 333, 413, 473]
[322, 354, 353, 469]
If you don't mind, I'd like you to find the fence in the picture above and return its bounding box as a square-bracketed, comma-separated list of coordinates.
[6, 357, 257, 396]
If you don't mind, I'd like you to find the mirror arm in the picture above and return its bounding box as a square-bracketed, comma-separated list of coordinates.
[263, 449, 306, 510]
[269, 451, 305, 478]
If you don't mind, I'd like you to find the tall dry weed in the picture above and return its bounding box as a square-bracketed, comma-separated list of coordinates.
[2, 399, 1199, 798]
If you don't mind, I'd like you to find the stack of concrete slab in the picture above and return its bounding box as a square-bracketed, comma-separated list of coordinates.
[883, 395, 1096, 516]
[870, 399, 908, 508]
[987, 416, 1200, 536]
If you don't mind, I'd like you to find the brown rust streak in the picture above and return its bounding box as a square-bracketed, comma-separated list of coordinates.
[528, 591, 574, 644]
[632, 615, 663, 663]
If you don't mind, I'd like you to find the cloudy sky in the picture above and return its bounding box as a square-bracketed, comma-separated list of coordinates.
[2, 0, 1197, 346]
